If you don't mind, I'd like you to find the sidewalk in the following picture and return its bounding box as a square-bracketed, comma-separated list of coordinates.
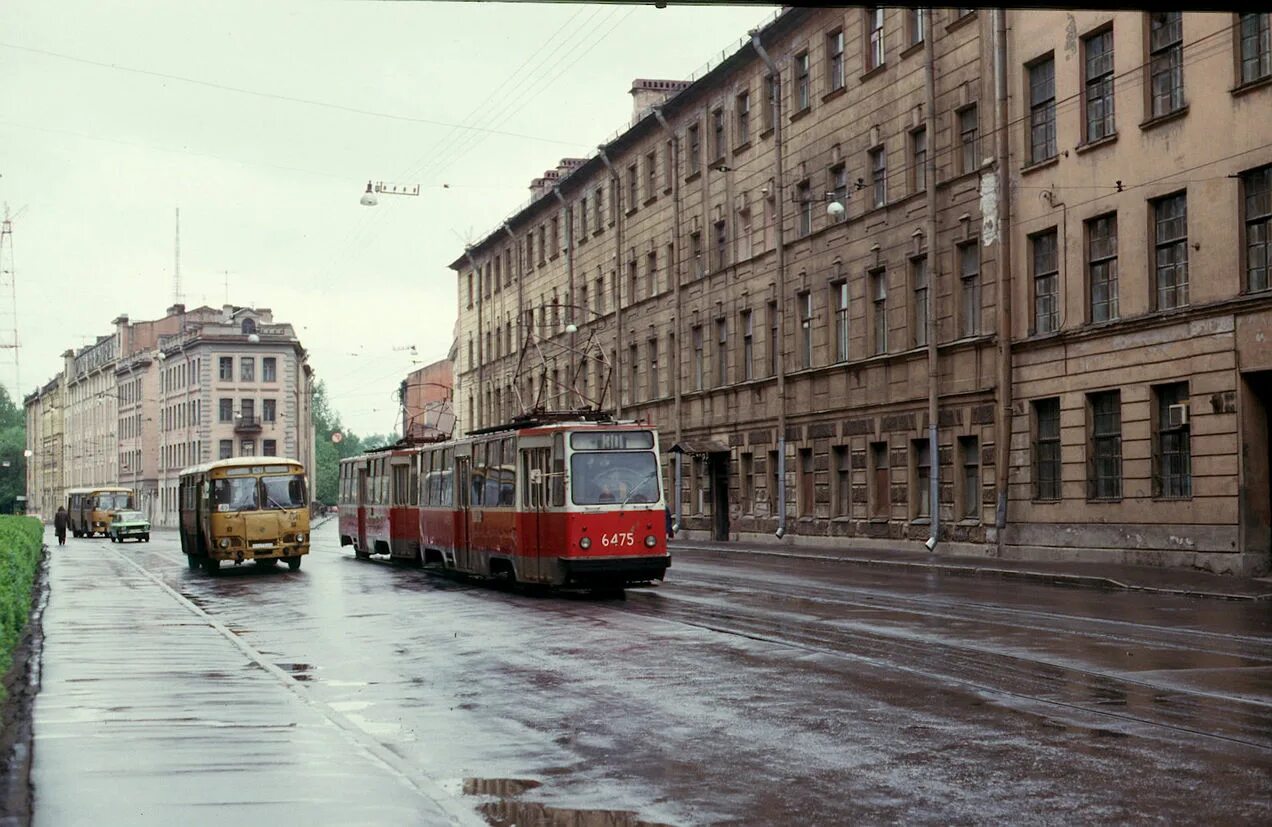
[670, 538, 1272, 601]
[30, 533, 482, 827]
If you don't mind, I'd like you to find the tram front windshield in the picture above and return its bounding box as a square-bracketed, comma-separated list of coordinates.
[571, 452, 660, 505]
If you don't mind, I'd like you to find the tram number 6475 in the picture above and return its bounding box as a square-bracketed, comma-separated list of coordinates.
[600, 532, 635, 548]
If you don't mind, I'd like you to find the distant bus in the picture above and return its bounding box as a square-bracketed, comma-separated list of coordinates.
[178, 457, 310, 574]
[66, 487, 137, 538]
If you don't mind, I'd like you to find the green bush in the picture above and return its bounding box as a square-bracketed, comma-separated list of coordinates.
[0, 516, 43, 696]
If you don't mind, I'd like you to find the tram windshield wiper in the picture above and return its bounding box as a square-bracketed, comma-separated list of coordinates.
[621, 472, 658, 506]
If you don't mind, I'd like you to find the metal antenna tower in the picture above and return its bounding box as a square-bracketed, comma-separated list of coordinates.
[0, 206, 20, 399]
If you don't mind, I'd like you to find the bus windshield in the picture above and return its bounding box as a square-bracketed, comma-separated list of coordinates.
[95, 492, 134, 510]
[570, 451, 660, 506]
[212, 477, 260, 512]
[262, 475, 307, 509]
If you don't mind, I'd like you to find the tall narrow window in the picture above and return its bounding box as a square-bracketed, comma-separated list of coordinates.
[687, 123, 701, 172]
[833, 280, 849, 362]
[263, 357, 277, 382]
[741, 453, 755, 514]
[691, 231, 703, 278]
[649, 338, 659, 398]
[714, 220, 728, 271]
[741, 309, 755, 381]
[240, 357, 255, 382]
[870, 441, 890, 517]
[768, 449, 780, 514]
[1088, 213, 1119, 322]
[1149, 12, 1184, 117]
[1088, 390, 1122, 500]
[959, 242, 981, 337]
[1028, 56, 1057, 164]
[716, 318, 728, 387]
[830, 165, 848, 222]
[911, 256, 929, 347]
[797, 180, 813, 237]
[796, 52, 811, 111]
[646, 151, 657, 201]
[1032, 229, 1059, 334]
[798, 448, 814, 518]
[1239, 13, 1272, 85]
[1243, 165, 1271, 292]
[959, 436, 980, 520]
[1033, 398, 1061, 500]
[1153, 192, 1189, 309]
[692, 325, 704, 391]
[1154, 383, 1191, 498]
[538, 226, 547, 264]
[594, 188, 603, 230]
[551, 215, 560, 254]
[912, 440, 931, 519]
[736, 90, 751, 145]
[738, 207, 753, 260]
[866, 147, 886, 208]
[763, 74, 776, 132]
[1084, 29, 1115, 142]
[906, 9, 924, 46]
[866, 7, 885, 71]
[958, 105, 978, 174]
[627, 165, 638, 212]
[798, 290, 813, 369]
[827, 29, 845, 92]
[628, 259, 638, 304]
[646, 250, 657, 297]
[628, 345, 638, 405]
[871, 268, 888, 354]
[910, 127, 927, 192]
[833, 446, 851, 517]
[712, 108, 726, 160]
[580, 195, 588, 236]
[768, 300, 779, 376]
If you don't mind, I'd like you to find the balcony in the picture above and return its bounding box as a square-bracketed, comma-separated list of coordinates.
[234, 415, 262, 434]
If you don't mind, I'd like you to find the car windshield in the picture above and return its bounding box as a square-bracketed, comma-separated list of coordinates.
[261, 475, 307, 510]
[212, 477, 260, 512]
[115, 511, 145, 522]
[570, 451, 660, 506]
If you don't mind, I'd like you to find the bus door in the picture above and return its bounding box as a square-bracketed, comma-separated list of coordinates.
[455, 455, 472, 571]
[357, 466, 369, 552]
[521, 447, 551, 583]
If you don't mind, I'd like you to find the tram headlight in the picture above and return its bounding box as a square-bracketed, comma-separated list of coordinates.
[579, 536, 591, 550]
[219, 538, 230, 548]
[644, 535, 657, 547]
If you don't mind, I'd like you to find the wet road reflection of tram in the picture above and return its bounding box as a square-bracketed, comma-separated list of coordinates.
[338, 412, 670, 588]
[178, 457, 311, 574]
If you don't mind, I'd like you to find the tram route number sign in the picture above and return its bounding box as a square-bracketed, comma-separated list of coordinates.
[599, 531, 634, 548]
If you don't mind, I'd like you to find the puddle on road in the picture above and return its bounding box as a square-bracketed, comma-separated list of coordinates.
[461, 777, 675, 827]
[276, 662, 314, 681]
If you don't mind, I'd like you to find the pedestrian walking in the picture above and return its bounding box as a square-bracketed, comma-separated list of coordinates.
[665, 506, 674, 540]
[54, 505, 68, 546]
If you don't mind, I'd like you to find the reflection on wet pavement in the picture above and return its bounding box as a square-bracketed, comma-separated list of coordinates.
[464, 778, 674, 827]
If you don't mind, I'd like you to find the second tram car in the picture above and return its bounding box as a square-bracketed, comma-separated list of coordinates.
[338, 414, 669, 588]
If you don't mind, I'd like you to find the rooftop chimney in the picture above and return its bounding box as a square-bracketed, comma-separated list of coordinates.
[630, 79, 691, 125]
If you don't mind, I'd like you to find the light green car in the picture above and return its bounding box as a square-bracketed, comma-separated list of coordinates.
[108, 510, 151, 543]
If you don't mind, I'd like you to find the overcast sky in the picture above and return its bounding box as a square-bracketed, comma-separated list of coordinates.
[0, 0, 777, 437]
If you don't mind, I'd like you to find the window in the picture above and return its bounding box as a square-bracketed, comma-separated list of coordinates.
[219, 356, 233, 381]
[830, 165, 848, 221]
[1032, 229, 1059, 334]
[737, 207, 753, 261]
[734, 91, 752, 147]
[240, 399, 255, 421]
[911, 256, 929, 347]
[646, 251, 657, 297]
[1239, 13, 1272, 84]
[828, 29, 845, 91]
[958, 105, 978, 174]
[1088, 213, 1119, 322]
[627, 164, 638, 212]
[866, 7, 885, 71]
[714, 220, 728, 271]
[712, 108, 726, 160]
[768, 449, 781, 514]
[1154, 383, 1191, 498]
[716, 319, 728, 386]
[1033, 398, 1061, 500]
[798, 448, 814, 518]
[959, 436, 980, 520]
[741, 453, 754, 513]
[762, 74, 776, 132]
[768, 300, 779, 376]
[959, 242, 981, 337]
[240, 357, 254, 382]
[580, 195, 589, 235]
[798, 291, 813, 369]
[646, 151, 657, 200]
[263, 398, 276, 422]
[628, 344, 638, 405]
[833, 445, 851, 517]
[649, 338, 659, 398]
[1088, 390, 1122, 499]
[664, 141, 674, 189]
[910, 127, 927, 192]
[263, 356, 277, 382]
[1028, 56, 1057, 164]
[742, 309, 755, 380]
[1084, 28, 1115, 142]
[692, 325, 704, 390]
[871, 268, 888, 354]
[833, 280, 849, 362]
[263, 439, 277, 457]
[869, 146, 887, 208]
[691, 231, 703, 278]
[1153, 192, 1189, 309]
[666, 242, 676, 291]
[595, 273, 605, 315]
[1244, 165, 1271, 292]
[218, 439, 232, 460]
[796, 51, 811, 111]
[219, 398, 232, 423]
[688, 122, 701, 171]
[1149, 12, 1184, 117]
[628, 259, 638, 304]
[912, 440, 931, 519]
[538, 226, 547, 264]
[797, 180, 813, 237]
[907, 9, 924, 46]
[870, 441, 890, 517]
[594, 188, 603, 230]
[241, 440, 256, 457]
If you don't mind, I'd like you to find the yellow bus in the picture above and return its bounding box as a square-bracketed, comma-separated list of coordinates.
[66, 486, 137, 538]
[178, 457, 310, 574]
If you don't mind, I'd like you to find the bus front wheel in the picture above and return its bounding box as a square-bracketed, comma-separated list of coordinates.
[186, 555, 199, 571]
[203, 557, 221, 575]
[286, 556, 302, 572]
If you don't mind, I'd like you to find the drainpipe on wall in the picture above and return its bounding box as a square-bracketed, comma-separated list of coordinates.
[924, 9, 941, 552]
[652, 106, 685, 534]
[596, 147, 624, 420]
[751, 30, 788, 540]
[551, 187, 577, 407]
[992, 8, 1015, 548]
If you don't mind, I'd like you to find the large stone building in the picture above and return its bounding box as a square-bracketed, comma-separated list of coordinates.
[25, 303, 316, 525]
[400, 358, 456, 442]
[450, 8, 1271, 574]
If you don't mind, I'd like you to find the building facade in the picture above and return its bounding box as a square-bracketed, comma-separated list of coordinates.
[401, 358, 455, 442]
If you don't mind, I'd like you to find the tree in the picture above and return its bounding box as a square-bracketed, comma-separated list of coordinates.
[310, 380, 367, 504]
[0, 388, 26, 514]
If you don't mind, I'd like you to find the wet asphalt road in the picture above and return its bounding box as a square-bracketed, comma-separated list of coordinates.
[35, 523, 1272, 825]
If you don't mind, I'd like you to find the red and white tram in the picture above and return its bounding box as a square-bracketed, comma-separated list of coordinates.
[337, 413, 670, 588]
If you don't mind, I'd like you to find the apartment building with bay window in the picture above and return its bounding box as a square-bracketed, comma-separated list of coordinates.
[451, 8, 1272, 574]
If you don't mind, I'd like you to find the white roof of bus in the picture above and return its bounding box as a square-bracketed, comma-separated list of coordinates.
[178, 456, 304, 477]
[65, 486, 135, 495]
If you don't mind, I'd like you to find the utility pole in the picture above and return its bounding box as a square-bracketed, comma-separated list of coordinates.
[0, 206, 20, 398]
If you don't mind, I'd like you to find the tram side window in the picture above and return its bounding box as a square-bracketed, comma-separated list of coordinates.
[472, 443, 488, 506]
[551, 434, 566, 507]
[409, 456, 419, 506]
[485, 440, 502, 506]
[499, 437, 516, 505]
[442, 449, 454, 507]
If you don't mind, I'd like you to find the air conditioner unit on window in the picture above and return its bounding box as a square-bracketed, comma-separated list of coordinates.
[1167, 403, 1189, 428]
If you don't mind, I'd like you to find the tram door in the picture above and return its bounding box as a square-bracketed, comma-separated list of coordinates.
[455, 455, 472, 572]
[357, 467, 369, 552]
[521, 447, 551, 583]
